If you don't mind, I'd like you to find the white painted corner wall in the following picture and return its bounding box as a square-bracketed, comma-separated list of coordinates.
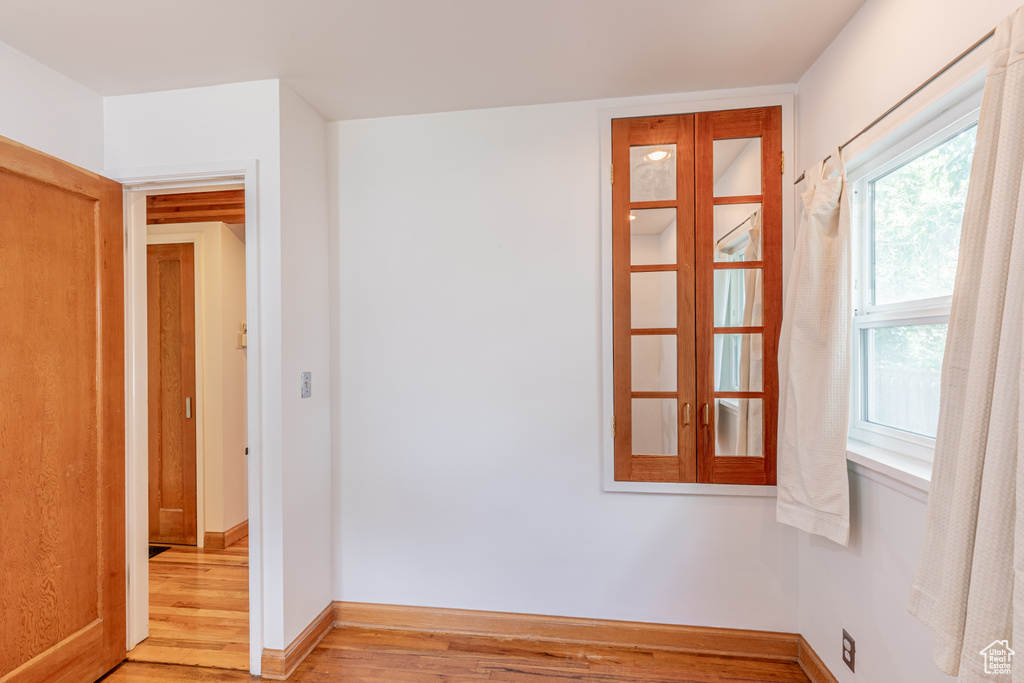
[794, 0, 1021, 680]
[329, 94, 800, 632]
[277, 82, 334, 645]
[104, 79, 335, 667]
[0, 40, 103, 171]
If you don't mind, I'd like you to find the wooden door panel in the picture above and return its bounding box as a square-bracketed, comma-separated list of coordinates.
[147, 243, 197, 546]
[0, 136, 125, 682]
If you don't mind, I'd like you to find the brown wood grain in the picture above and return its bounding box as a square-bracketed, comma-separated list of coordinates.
[612, 114, 697, 483]
[694, 111, 717, 484]
[261, 603, 335, 680]
[127, 537, 248, 671]
[611, 118, 634, 481]
[147, 190, 245, 225]
[107, 602, 836, 683]
[204, 520, 249, 551]
[147, 243, 199, 546]
[714, 260, 765, 270]
[712, 194, 764, 205]
[798, 636, 840, 683]
[675, 114, 698, 483]
[0, 133, 125, 682]
[630, 263, 676, 272]
[696, 106, 783, 485]
[333, 602, 804, 664]
[760, 106, 783, 487]
[108, 624, 818, 682]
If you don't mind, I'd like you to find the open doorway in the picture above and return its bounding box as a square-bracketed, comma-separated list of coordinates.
[121, 183, 256, 672]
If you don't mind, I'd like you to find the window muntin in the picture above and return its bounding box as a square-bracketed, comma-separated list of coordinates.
[851, 112, 979, 455]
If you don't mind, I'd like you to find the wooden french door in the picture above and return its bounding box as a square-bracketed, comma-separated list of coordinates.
[147, 243, 198, 546]
[611, 115, 698, 483]
[0, 135, 126, 681]
[611, 106, 782, 485]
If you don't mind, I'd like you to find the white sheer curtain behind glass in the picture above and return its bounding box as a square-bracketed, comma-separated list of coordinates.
[909, 8, 1024, 679]
[775, 150, 852, 547]
[738, 222, 763, 457]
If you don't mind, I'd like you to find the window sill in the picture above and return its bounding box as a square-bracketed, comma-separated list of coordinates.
[601, 442, 931, 501]
[846, 438, 931, 503]
[603, 480, 777, 497]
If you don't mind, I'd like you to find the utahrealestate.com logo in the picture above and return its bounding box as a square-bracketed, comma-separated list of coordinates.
[980, 640, 1014, 675]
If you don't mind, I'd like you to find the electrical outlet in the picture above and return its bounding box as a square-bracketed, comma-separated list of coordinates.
[301, 371, 312, 398]
[842, 629, 856, 673]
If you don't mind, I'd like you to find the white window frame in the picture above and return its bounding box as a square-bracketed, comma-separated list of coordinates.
[847, 91, 982, 462]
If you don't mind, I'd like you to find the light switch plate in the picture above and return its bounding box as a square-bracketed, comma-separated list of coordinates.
[301, 371, 312, 398]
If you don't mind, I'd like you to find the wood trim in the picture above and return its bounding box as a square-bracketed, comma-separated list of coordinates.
[798, 636, 840, 683]
[261, 603, 334, 680]
[611, 118, 633, 481]
[333, 601, 801, 662]
[714, 260, 765, 270]
[713, 326, 764, 335]
[629, 199, 678, 210]
[203, 520, 249, 550]
[146, 190, 245, 225]
[631, 327, 677, 335]
[630, 263, 677, 272]
[694, 111, 716, 483]
[712, 194, 763, 205]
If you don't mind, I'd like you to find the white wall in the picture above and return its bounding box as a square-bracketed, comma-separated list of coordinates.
[105, 80, 334, 661]
[278, 83, 334, 643]
[0, 40, 103, 171]
[148, 221, 248, 535]
[330, 98, 800, 631]
[794, 0, 1021, 680]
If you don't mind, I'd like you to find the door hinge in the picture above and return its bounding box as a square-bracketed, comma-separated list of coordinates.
[610, 164, 614, 185]
[611, 416, 616, 437]
[781, 151, 785, 175]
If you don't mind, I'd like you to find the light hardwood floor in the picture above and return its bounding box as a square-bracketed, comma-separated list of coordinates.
[125, 537, 249, 671]
[105, 624, 813, 682]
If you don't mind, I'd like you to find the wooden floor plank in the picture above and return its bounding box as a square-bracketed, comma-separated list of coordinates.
[106, 621, 815, 682]
[108, 546, 812, 683]
[124, 537, 250, 672]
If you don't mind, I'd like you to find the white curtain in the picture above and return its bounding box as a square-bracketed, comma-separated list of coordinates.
[909, 9, 1024, 679]
[738, 218, 763, 457]
[775, 150, 852, 547]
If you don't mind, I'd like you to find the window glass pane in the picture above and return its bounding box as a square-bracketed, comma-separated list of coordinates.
[863, 324, 946, 437]
[713, 137, 761, 197]
[632, 398, 677, 455]
[630, 271, 676, 328]
[630, 208, 677, 266]
[631, 335, 677, 392]
[630, 144, 676, 202]
[714, 204, 761, 262]
[714, 334, 763, 392]
[714, 268, 762, 327]
[871, 125, 976, 305]
[714, 398, 763, 457]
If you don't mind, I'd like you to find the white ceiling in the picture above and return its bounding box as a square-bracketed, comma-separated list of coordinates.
[0, 0, 866, 122]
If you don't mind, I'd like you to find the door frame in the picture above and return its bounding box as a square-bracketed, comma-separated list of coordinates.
[112, 160, 263, 674]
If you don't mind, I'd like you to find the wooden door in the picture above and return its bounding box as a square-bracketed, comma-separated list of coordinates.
[147, 243, 198, 546]
[611, 106, 781, 485]
[0, 136, 126, 681]
[694, 107, 782, 485]
[611, 115, 698, 483]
